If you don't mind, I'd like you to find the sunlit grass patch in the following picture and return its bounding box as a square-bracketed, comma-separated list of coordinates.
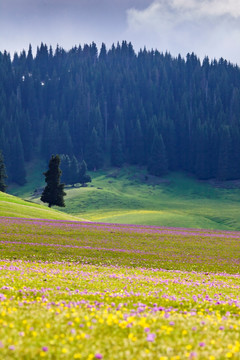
[11, 166, 240, 231]
[0, 192, 84, 221]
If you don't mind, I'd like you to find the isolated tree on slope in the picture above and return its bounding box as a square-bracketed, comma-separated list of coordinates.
[41, 155, 66, 208]
[0, 151, 7, 192]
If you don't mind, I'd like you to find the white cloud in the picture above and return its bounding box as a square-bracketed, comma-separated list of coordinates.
[126, 0, 240, 63]
[128, 0, 240, 25]
[172, 0, 240, 18]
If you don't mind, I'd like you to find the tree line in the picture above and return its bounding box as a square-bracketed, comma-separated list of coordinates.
[1, 41, 240, 185]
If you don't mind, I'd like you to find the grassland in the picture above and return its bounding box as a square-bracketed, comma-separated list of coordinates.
[0, 217, 240, 359]
[2, 164, 240, 359]
[10, 163, 240, 231]
[0, 191, 84, 221]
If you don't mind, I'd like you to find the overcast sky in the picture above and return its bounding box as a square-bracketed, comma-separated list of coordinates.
[1, 0, 240, 64]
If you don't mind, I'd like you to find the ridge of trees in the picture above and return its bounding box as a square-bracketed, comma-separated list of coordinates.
[1, 42, 240, 184]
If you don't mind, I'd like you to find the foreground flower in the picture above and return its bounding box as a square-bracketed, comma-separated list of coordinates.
[95, 353, 103, 359]
[147, 333, 156, 342]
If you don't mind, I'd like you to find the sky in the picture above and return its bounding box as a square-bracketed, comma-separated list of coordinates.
[1, 0, 240, 64]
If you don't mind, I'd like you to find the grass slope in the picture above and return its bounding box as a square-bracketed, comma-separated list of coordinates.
[51, 169, 240, 231]
[0, 191, 83, 221]
[9, 164, 240, 230]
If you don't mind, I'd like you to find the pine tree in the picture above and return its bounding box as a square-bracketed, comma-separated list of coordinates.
[59, 122, 73, 156]
[41, 155, 66, 207]
[69, 155, 79, 186]
[85, 128, 103, 170]
[148, 134, 168, 176]
[130, 119, 144, 165]
[59, 154, 71, 185]
[79, 160, 91, 186]
[0, 151, 7, 192]
[111, 126, 124, 167]
[26, 44, 33, 72]
[217, 127, 231, 180]
[10, 133, 26, 185]
[195, 125, 212, 180]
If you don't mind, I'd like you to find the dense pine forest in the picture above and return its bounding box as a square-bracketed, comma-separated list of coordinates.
[1, 41, 240, 185]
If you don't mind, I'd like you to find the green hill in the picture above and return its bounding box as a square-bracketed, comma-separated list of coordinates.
[8, 164, 240, 231]
[0, 191, 84, 221]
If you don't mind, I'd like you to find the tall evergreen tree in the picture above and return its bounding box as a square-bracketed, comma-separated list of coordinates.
[111, 126, 124, 167]
[79, 160, 91, 186]
[69, 155, 79, 185]
[41, 155, 66, 207]
[0, 151, 7, 192]
[10, 134, 26, 185]
[148, 134, 168, 176]
[59, 154, 71, 185]
[217, 127, 232, 180]
[85, 128, 103, 170]
[130, 119, 144, 165]
[195, 125, 212, 180]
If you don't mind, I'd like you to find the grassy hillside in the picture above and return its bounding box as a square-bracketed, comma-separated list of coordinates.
[9, 163, 240, 231]
[64, 170, 240, 230]
[0, 191, 84, 221]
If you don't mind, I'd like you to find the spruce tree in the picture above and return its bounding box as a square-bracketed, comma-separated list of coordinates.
[217, 127, 231, 180]
[148, 134, 168, 176]
[85, 128, 103, 170]
[69, 155, 79, 186]
[41, 155, 66, 207]
[79, 160, 91, 186]
[10, 133, 26, 185]
[130, 119, 144, 165]
[0, 151, 7, 192]
[60, 154, 71, 185]
[111, 126, 124, 167]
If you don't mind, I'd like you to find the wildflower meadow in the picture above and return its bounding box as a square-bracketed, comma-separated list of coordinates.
[0, 217, 240, 359]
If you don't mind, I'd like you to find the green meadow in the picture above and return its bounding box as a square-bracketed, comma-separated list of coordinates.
[0, 217, 240, 359]
[0, 191, 83, 221]
[9, 164, 240, 231]
[1, 165, 240, 359]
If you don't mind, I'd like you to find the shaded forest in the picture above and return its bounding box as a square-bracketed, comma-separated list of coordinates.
[1, 41, 240, 185]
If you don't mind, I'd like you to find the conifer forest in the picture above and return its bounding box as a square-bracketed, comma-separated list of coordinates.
[1, 41, 240, 185]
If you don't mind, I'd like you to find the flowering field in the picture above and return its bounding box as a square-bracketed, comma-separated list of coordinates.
[0, 217, 240, 359]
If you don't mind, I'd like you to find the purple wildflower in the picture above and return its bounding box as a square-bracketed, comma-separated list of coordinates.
[190, 352, 197, 358]
[95, 354, 103, 359]
[147, 333, 156, 342]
